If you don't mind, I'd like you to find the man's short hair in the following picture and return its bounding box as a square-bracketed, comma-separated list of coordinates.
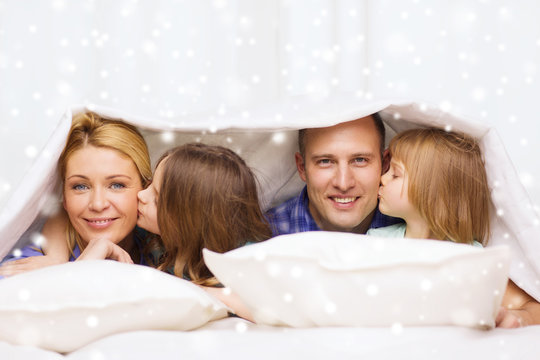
[298, 112, 386, 159]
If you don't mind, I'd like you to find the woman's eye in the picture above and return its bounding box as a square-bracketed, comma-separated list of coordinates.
[111, 183, 126, 190]
[72, 184, 88, 191]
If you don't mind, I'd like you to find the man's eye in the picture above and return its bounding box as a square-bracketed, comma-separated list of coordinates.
[111, 183, 126, 190]
[353, 157, 367, 164]
[317, 159, 331, 165]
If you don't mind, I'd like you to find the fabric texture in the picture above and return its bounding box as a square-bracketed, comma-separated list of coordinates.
[0, 260, 229, 353]
[367, 223, 484, 248]
[204, 231, 510, 328]
[367, 222, 407, 238]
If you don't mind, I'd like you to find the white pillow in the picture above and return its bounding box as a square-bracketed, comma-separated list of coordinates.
[203, 231, 510, 329]
[0, 260, 228, 353]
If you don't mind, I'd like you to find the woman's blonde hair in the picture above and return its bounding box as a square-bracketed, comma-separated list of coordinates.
[155, 143, 271, 286]
[389, 128, 490, 245]
[58, 112, 152, 253]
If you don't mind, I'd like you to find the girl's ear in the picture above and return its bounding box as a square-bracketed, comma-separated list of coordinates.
[382, 149, 391, 174]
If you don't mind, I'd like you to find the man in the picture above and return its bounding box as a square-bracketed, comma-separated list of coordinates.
[266, 113, 401, 236]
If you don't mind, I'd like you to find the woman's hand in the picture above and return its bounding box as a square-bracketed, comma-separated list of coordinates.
[76, 238, 134, 264]
[0, 255, 67, 277]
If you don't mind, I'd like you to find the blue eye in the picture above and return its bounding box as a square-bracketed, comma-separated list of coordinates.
[353, 157, 367, 165]
[72, 184, 88, 191]
[111, 183, 126, 190]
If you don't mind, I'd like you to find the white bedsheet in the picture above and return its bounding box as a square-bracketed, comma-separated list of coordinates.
[3, 317, 539, 359]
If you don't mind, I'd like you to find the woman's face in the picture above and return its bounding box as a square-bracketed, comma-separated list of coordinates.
[136, 159, 165, 235]
[63, 145, 142, 245]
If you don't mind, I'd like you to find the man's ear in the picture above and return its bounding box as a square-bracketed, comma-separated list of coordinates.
[295, 152, 307, 182]
[382, 149, 390, 174]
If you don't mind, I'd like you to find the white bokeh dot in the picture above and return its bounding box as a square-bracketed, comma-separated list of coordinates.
[366, 284, 379, 296]
[235, 321, 248, 333]
[391, 322, 403, 335]
[272, 132, 285, 144]
[420, 279, 432, 291]
[283, 293, 293, 303]
[325, 302, 336, 314]
[439, 101, 452, 112]
[86, 315, 99, 328]
[18, 288, 31, 301]
[160, 131, 175, 143]
[25, 146, 38, 158]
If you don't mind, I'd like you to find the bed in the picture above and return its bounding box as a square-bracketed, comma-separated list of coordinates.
[1, 95, 539, 359]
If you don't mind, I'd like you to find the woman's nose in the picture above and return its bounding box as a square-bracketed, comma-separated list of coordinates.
[89, 188, 109, 211]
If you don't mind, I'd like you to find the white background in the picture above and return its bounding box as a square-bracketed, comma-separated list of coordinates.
[0, 0, 539, 210]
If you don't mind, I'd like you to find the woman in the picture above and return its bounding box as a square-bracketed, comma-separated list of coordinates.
[0, 111, 152, 274]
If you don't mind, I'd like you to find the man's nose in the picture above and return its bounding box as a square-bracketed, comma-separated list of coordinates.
[89, 188, 110, 211]
[333, 165, 355, 191]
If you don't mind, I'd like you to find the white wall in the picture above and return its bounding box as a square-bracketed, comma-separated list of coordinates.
[0, 0, 538, 210]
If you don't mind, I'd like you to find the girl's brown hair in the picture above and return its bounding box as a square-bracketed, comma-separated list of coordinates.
[58, 111, 152, 253]
[389, 128, 490, 245]
[156, 143, 271, 286]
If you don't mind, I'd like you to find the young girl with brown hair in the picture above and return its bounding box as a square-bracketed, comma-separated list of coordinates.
[368, 127, 489, 245]
[137, 142, 271, 286]
[369, 127, 540, 328]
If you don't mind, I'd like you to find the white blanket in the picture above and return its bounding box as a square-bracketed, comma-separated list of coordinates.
[2, 317, 540, 359]
[1, 95, 540, 358]
[1, 95, 538, 300]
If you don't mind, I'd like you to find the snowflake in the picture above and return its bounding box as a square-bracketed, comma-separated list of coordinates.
[86, 315, 99, 328]
[366, 284, 379, 296]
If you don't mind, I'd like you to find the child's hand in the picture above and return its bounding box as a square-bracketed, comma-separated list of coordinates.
[0, 255, 67, 277]
[495, 306, 531, 328]
[76, 238, 134, 264]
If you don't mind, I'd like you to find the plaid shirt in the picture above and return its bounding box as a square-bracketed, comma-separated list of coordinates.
[266, 186, 402, 236]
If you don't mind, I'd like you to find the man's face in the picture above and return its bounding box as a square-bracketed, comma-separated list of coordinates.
[295, 116, 382, 233]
